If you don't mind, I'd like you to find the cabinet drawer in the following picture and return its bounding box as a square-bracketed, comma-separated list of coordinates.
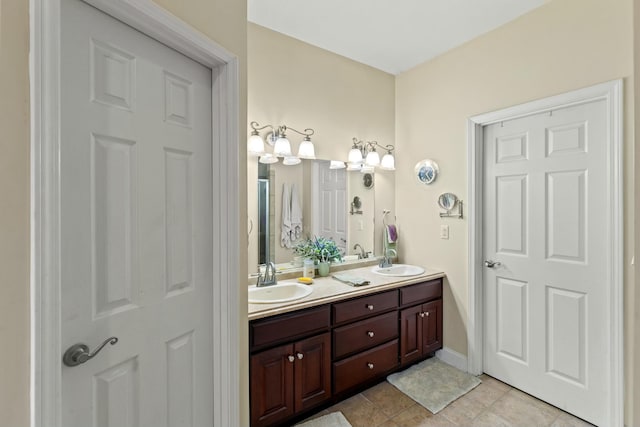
[332, 290, 398, 324]
[333, 339, 398, 394]
[399, 279, 442, 307]
[251, 306, 330, 350]
[333, 311, 398, 359]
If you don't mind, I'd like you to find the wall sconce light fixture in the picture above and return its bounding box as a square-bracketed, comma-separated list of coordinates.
[248, 121, 316, 165]
[347, 138, 395, 172]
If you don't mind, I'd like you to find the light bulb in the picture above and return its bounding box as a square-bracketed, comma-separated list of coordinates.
[365, 149, 380, 166]
[247, 133, 265, 156]
[297, 138, 316, 159]
[380, 153, 395, 170]
[273, 136, 292, 157]
[348, 147, 363, 163]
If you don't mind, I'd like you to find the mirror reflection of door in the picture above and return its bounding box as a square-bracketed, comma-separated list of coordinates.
[312, 161, 347, 254]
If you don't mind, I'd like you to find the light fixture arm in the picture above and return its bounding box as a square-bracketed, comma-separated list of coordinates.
[351, 138, 394, 155]
[280, 126, 314, 139]
[368, 141, 394, 153]
[249, 121, 275, 134]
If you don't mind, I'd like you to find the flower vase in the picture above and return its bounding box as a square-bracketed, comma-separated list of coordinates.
[317, 261, 330, 277]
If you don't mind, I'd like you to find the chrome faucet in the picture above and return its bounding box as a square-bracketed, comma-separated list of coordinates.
[353, 243, 367, 259]
[257, 262, 277, 287]
[378, 248, 397, 268]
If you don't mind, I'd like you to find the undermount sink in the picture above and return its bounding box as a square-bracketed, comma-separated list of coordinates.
[371, 264, 425, 277]
[249, 282, 313, 304]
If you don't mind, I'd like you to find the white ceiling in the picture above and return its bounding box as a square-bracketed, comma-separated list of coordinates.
[248, 0, 546, 75]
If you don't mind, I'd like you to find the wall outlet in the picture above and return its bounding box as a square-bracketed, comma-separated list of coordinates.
[440, 225, 449, 239]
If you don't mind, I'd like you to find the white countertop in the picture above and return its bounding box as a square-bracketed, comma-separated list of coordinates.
[248, 265, 446, 321]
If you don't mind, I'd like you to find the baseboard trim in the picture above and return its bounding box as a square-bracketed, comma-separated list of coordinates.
[436, 347, 468, 372]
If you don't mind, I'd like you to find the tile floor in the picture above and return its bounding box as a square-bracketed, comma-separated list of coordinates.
[303, 375, 594, 427]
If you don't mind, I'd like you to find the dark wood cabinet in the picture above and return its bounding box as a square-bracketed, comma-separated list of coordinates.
[294, 333, 332, 413]
[251, 333, 331, 427]
[249, 277, 443, 426]
[250, 343, 295, 427]
[400, 282, 443, 366]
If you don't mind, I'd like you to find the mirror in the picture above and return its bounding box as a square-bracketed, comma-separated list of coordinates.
[250, 159, 378, 274]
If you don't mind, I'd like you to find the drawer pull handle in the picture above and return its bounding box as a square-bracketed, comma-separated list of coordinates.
[367, 331, 374, 338]
[366, 304, 374, 311]
[296, 352, 304, 360]
[287, 355, 295, 363]
[367, 362, 374, 370]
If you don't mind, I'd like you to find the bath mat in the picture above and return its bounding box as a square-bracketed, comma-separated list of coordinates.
[387, 358, 481, 414]
[295, 411, 352, 427]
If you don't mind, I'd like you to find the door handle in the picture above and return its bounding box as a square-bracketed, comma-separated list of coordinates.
[484, 260, 501, 268]
[63, 337, 118, 367]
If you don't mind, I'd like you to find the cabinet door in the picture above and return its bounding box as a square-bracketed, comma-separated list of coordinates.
[400, 304, 423, 366]
[422, 299, 443, 354]
[250, 344, 295, 427]
[294, 333, 331, 412]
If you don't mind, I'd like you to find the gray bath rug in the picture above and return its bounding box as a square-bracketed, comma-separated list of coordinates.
[387, 358, 481, 414]
[295, 411, 352, 427]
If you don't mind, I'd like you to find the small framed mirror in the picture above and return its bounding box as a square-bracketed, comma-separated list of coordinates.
[438, 192, 458, 211]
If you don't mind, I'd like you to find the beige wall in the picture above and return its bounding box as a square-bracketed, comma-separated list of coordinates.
[247, 23, 396, 272]
[1, 0, 248, 425]
[396, 0, 636, 422]
[0, 0, 31, 425]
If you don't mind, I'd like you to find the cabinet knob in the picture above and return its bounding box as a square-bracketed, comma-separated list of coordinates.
[367, 362, 374, 370]
[367, 331, 374, 338]
[419, 312, 425, 318]
[296, 352, 304, 360]
[425, 311, 430, 317]
[287, 355, 295, 363]
[366, 304, 374, 311]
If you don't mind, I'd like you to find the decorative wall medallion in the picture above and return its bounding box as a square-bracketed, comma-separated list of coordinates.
[415, 159, 439, 185]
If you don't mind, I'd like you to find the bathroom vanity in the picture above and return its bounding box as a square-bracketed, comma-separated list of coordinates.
[248, 267, 445, 427]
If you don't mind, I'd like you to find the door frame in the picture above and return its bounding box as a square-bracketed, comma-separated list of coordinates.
[29, 0, 241, 426]
[466, 79, 623, 426]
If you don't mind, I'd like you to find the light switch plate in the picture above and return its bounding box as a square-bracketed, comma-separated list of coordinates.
[440, 225, 449, 239]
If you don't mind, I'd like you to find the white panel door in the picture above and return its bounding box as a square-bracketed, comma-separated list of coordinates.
[315, 161, 347, 252]
[60, 1, 213, 426]
[483, 101, 608, 425]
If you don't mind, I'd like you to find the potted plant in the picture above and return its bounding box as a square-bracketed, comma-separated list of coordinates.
[293, 236, 342, 277]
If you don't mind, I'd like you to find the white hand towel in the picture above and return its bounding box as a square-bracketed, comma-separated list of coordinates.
[290, 183, 303, 240]
[281, 183, 292, 248]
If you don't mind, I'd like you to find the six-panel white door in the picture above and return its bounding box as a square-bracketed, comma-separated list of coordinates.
[483, 101, 609, 426]
[61, 0, 214, 425]
[314, 161, 348, 252]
